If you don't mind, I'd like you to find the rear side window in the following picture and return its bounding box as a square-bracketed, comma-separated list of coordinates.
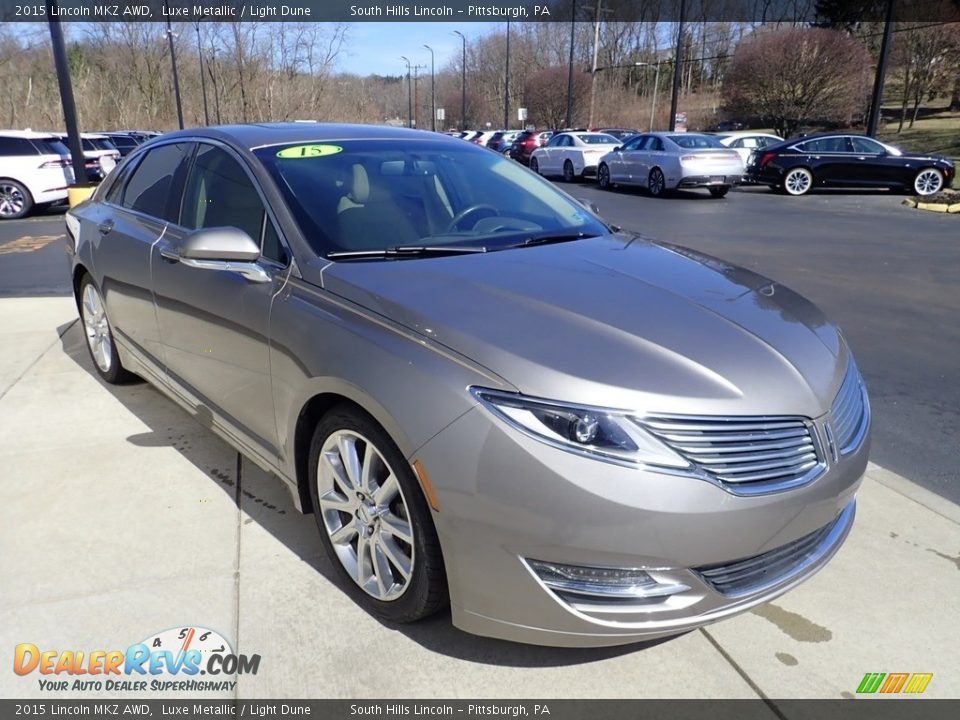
[121, 143, 193, 222]
[32, 138, 70, 156]
[0, 137, 39, 156]
[799, 137, 851, 153]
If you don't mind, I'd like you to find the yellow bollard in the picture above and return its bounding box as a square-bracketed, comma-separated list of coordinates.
[67, 185, 95, 208]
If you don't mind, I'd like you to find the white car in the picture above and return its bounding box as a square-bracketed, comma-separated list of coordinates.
[716, 132, 783, 164]
[529, 132, 621, 182]
[597, 132, 745, 198]
[56, 132, 121, 178]
[0, 130, 75, 219]
[471, 130, 499, 147]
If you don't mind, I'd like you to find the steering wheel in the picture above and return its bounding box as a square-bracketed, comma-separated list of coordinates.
[445, 204, 499, 233]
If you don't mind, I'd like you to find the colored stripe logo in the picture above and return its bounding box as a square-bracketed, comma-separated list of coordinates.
[857, 672, 933, 694]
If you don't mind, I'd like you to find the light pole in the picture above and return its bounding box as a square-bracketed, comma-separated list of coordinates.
[163, 0, 184, 129]
[565, 0, 576, 128]
[504, 21, 511, 130]
[400, 56, 413, 128]
[195, 23, 210, 126]
[669, 0, 687, 131]
[453, 30, 467, 130]
[423, 45, 436, 131]
[635, 61, 662, 130]
[46, 1, 87, 192]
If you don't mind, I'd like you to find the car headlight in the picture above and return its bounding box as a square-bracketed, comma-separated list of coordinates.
[471, 388, 690, 469]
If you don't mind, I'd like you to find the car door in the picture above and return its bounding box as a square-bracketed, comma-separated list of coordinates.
[89, 142, 194, 369]
[848, 136, 900, 186]
[151, 141, 291, 457]
[616, 134, 647, 183]
[798, 137, 851, 185]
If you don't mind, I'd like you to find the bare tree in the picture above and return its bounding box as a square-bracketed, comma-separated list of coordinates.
[894, 23, 960, 131]
[524, 66, 591, 128]
[722, 27, 872, 136]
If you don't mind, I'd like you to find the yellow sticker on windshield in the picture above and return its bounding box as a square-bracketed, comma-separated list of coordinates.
[276, 144, 342, 159]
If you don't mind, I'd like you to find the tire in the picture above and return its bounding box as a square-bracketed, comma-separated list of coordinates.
[78, 275, 134, 384]
[709, 186, 730, 198]
[563, 160, 575, 183]
[308, 405, 448, 623]
[0, 179, 34, 220]
[913, 168, 944, 196]
[597, 163, 612, 190]
[529, 157, 540, 175]
[648, 167, 666, 197]
[783, 167, 813, 196]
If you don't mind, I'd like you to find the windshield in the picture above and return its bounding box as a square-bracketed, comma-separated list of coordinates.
[576, 134, 620, 145]
[255, 139, 608, 258]
[669, 134, 726, 149]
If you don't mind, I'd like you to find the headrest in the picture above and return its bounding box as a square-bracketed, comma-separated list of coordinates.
[349, 164, 369, 203]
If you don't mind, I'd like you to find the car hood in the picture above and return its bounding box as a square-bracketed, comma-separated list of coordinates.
[318, 234, 845, 417]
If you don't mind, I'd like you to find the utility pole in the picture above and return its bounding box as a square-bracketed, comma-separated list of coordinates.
[587, 0, 602, 129]
[46, 1, 87, 190]
[453, 31, 467, 130]
[401, 56, 413, 128]
[163, 0, 184, 129]
[423, 45, 436, 131]
[504, 21, 511, 130]
[669, 0, 687, 131]
[867, 0, 896, 137]
[565, 0, 576, 128]
[412, 65, 426, 128]
[195, 23, 210, 126]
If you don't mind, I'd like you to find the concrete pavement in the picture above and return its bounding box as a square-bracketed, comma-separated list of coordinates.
[0, 296, 957, 700]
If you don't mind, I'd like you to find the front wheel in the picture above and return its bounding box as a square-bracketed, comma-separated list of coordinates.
[783, 167, 813, 196]
[913, 168, 944, 196]
[648, 167, 666, 197]
[597, 163, 612, 190]
[79, 276, 134, 384]
[0, 180, 33, 220]
[308, 405, 448, 623]
[529, 157, 540, 175]
[709, 186, 730, 198]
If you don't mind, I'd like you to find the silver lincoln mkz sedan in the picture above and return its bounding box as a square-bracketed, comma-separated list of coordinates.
[66, 124, 870, 647]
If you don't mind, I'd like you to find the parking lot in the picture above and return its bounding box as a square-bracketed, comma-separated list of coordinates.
[1, 185, 958, 700]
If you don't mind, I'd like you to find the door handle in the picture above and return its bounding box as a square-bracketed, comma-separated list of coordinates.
[159, 247, 180, 263]
[97, 220, 114, 235]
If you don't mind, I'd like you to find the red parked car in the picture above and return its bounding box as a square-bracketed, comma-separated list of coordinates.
[508, 130, 553, 165]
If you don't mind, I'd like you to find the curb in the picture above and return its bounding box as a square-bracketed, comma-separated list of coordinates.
[902, 197, 960, 213]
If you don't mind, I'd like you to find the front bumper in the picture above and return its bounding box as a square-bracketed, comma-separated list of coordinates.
[414, 403, 868, 647]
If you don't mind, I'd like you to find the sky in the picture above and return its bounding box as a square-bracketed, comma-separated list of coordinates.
[335, 22, 500, 76]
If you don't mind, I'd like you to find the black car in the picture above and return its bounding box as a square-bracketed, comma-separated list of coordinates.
[745, 134, 955, 196]
[99, 132, 141, 157]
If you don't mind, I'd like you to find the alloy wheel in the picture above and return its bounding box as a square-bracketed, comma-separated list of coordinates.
[649, 168, 665, 196]
[530, 157, 539, 174]
[316, 430, 415, 601]
[914, 169, 943, 196]
[598, 164, 610, 189]
[563, 160, 575, 182]
[784, 168, 813, 196]
[81, 284, 113, 373]
[0, 183, 26, 219]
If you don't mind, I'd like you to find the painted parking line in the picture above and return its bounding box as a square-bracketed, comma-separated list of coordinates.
[0, 235, 64, 255]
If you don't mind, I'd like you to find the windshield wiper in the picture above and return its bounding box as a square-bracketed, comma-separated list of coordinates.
[327, 245, 488, 260]
[510, 231, 599, 249]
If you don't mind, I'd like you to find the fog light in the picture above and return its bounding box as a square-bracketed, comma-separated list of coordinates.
[527, 559, 689, 599]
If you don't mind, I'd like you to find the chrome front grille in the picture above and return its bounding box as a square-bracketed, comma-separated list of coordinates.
[831, 359, 868, 455]
[639, 414, 822, 492]
[696, 504, 853, 597]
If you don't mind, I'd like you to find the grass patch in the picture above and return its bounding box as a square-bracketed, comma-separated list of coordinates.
[878, 112, 960, 163]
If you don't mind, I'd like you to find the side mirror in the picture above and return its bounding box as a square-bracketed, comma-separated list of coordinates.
[180, 227, 261, 262]
[614, 146, 622, 152]
[577, 198, 601, 216]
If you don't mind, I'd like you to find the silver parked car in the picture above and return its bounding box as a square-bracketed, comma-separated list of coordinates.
[598, 132, 745, 197]
[66, 124, 869, 647]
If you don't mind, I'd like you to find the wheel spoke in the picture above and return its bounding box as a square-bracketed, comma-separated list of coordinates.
[318, 492, 354, 513]
[371, 540, 393, 595]
[355, 533, 371, 584]
[322, 450, 355, 495]
[377, 534, 412, 580]
[380, 513, 413, 544]
[360, 441, 379, 493]
[338, 435, 362, 489]
[329, 523, 357, 545]
[373, 473, 399, 507]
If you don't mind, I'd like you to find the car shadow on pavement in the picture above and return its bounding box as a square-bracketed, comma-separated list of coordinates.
[56, 320, 679, 667]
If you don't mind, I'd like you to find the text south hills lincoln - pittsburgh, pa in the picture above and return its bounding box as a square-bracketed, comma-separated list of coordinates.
[349, 4, 552, 18]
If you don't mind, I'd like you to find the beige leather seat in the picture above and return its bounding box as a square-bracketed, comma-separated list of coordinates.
[335, 164, 419, 249]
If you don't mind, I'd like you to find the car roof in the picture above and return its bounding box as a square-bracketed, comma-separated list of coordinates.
[0, 129, 62, 139]
[155, 122, 453, 150]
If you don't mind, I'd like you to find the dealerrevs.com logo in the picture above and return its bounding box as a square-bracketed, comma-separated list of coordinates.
[13, 626, 260, 692]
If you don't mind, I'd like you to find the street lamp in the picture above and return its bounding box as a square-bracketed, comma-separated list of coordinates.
[400, 56, 413, 128]
[635, 61, 662, 131]
[453, 30, 467, 130]
[423, 45, 436, 132]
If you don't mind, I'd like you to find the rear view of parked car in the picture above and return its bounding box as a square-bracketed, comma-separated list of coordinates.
[597, 132, 745, 197]
[0, 130, 75, 219]
[746, 134, 955, 196]
[508, 130, 553, 165]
